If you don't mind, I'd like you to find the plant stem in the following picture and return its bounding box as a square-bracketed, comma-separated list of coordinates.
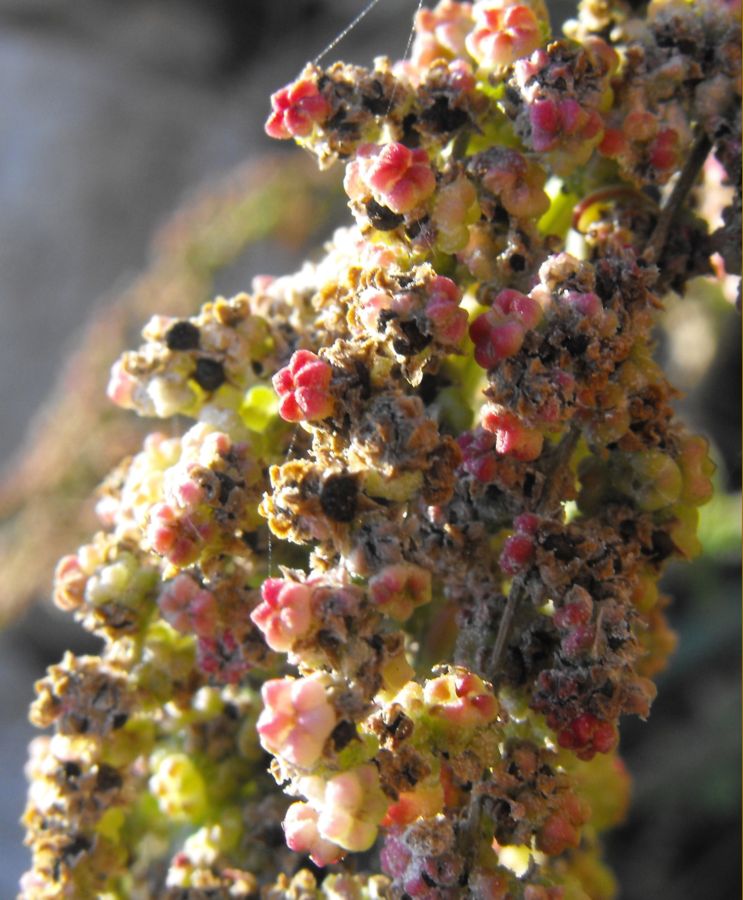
[643, 126, 711, 264]
[487, 425, 581, 680]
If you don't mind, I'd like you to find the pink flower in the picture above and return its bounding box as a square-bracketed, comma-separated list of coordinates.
[470, 312, 526, 368]
[649, 128, 681, 172]
[272, 350, 334, 422]
[560, 291, 603, 318]
[499, 533, 535, 575]
[432, 174, 480, 253]
[466, 1, 542, 71]
[53, 555, 87, 612]
[514, 512, 539, 534]
[424, 669, 499, 728]
[411, 1, 474, 69]
[529, 97, 603, 153]
[492, 288, 543, 328]
[197, 629, 252, 685]
[250, 577, 313, 652]
[299, 765, 388, 854]
[381, 780, 444, 827]
[481, 148, 550, 219]
[344, 143, 436, 215]
[482, 405, 544, 461]
[265, 77, 331, 140]
[458, 427, 498, 483]
[158, 573, 217, 637]
[469, 289, 541, 369]
[257, 675, 336, 768]
[356, 287, 413, 332]
[107, 359, 138, 409]
[536, 793, 588, 855]
[147, 503, 214, 566]
[424, 276, 468, 345]
[555, 712, 617, 761]
[284, 802, 344, 866]
[369, 563, 432, 621]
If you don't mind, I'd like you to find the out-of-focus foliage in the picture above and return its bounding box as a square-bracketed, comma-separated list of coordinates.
[0, 157, 340, 626]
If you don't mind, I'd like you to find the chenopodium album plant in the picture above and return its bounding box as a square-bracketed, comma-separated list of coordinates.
[22, 0, 741, 897]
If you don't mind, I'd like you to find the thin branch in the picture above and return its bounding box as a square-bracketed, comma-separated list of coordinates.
[538, 423, 581, 513]
[488, 583, 522, 680]
[643, 126, 712, 264]
[487, 424, 581, 679]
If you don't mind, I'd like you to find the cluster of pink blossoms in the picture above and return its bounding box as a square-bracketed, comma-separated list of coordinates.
[344, 142, 437, 216]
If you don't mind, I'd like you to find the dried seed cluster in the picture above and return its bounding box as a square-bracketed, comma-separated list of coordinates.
[22, 1, 739, 898]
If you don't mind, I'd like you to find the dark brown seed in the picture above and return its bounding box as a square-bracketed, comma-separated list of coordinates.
[366, 199, 404, 231]
[165, 320, 200, 351]
[320, 474, 358, 522]
[193, 358, 226, 391]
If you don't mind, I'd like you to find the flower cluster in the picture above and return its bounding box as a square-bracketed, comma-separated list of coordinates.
[21, 0, 739, 897]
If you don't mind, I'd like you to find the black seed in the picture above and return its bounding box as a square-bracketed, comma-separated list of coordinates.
[95, 764, 123, 792]
[509, 253, 526, 271]
[111, 712, 128, 730]
[393, 319, 432, 356]
[261, 825, 287, 849]
[317, 629, 342, 664]
[401, 112, 420, 147]
[566, 333, 590, 356]
[366, 199, 404, 231]
[378, 309, 398, 333]
[193, 357, 226, 391]
[354, 360, 372, 399]
[600, 681, 616, 698]
[420, 95, 469, 133]
[337, 120, 360, 137]
[417, 373, 440, 405]
[331, 720, 357, 751]
[492, 205, 510, 225]
[215, 471, 238, 504]
[523, 471, 536, 498]
[326, 108, 347, 128]
[165, 320, 200, 351]
[369, 633, 384, 652]
[320, 474, 358, 522]
[362, 80, 388, 115]
[62, 835, 91, 860]
[649, 529, 675, 562]
[405, 218, 424, 239]
[62, 761, 81, 780]
[242, 530, 260, 550]
[543, 533, 574, 562]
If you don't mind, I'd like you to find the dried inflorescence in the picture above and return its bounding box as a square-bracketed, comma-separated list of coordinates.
[21, 1, 739, 898]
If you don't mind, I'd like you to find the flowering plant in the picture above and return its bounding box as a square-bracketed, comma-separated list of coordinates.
[21, 1, 740, 897]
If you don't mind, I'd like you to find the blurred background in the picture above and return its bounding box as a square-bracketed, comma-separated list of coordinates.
[0, 1, 739, 896]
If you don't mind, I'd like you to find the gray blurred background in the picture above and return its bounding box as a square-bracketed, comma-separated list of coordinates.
[0, 1, 738, 897]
